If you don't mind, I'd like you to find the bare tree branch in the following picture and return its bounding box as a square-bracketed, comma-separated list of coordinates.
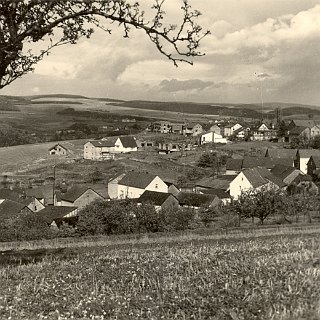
[0, 0, 210, 89]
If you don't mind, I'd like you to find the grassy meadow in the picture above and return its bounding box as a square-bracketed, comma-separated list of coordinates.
[1, 229, 320, 320]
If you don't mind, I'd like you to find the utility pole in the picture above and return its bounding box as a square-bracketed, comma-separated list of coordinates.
[52, 165, 56, 206]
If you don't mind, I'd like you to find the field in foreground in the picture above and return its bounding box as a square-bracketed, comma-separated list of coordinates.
[1, 232, 320, 320]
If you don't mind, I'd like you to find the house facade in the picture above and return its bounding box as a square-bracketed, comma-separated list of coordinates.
[224, 123, 242, 137]
[200, 132, 227, 144]
[60, 186, 104, 209]
[116, 172, 168, 199]
[84, 141, 115, 160]
[252, 123, 277, 141]
[229, 167, 285, 199]
[209, 125, 221, 135]
[49, 143, 68, 156]
[296, 149, 320, 174]
[114, 137, 138, 153]
[137, 191, 180, 211]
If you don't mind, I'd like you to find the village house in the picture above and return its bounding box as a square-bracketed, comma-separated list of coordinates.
[58, 186, 104, 209]
[229, 167, 286, 199]
[114, 136, 138, 153]
[288, 126, 310, 142]
[195, 175, 236, 192]
[209, 124, 221, 135]
[39, 206, 78, 228]
[0, 199, 31, 219]
[287, 174, 318, 195]
[265, 148, 297, 161]
[137, 191, 180, 211]
[49, 143, 68, 156]
[163, 180, 180, 196]
[223, 123, 242, 137]
[176, 192, 217, 209]
[158, 142, 180, 153]
[0, 189, 45, 212]
[307, 156, 320, 176]
[288, 120, 320, 131]
[159, 121, 171, 134]
[270, 164, 304, 185]
[200, 131, 227, 145]
[84, 140, 115, 160]
[296, 149, 320, 174]
[252, 122, 277, 141]
[198, 188, 231, 205]
[226, 157, 295, 176]
[136, 140, 155, 151]
[110, 172, 169, 199]
[171, 123, 185, 134]
[184, 123, 203, 136]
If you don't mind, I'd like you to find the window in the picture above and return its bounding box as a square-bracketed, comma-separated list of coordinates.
[155, 184, 158, 189]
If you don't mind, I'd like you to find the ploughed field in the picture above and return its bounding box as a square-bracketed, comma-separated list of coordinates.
[1, 234, 320, 319]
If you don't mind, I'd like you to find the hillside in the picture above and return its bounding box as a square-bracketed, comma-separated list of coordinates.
[2, 94, 320, 119]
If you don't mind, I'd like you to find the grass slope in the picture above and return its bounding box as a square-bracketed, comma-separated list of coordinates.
[0, 232, 319, 319]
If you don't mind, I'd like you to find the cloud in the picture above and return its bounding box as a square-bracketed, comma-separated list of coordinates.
[159, 79, 214, 92]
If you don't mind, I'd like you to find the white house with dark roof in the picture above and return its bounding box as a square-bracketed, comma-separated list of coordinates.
[113, 172, 168, 199]
[223, 123, 242, 137]
[296, 149, 320, 174]
[49, 143, 68, 156]
[200, 131, 227, 145]
[114, 136, 138, 153]
[229, 167, 286, 199]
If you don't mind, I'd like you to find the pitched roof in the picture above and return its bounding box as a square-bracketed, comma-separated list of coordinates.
[271, 164, 298, 180]
[291, 174, 313, 184]
[118, 136, 137, 148]
[289, 126, 308, 135]
[242, 157, 274, 170]
[0, 199, 28, 219]
[48, 143, 68, 151]
[309, 156, 320, 167]
[242, 167, 286, 189]
[138, 191, 177, 206]
[88, 140, 115, 148]
[265, 148, 297, 159]
[38, 206, 78, 224]
[196, 175, 236, 190]
[118, 172, 158, 189]
[61, 186, 103, 202]
[176, 192, 216, 207]
[298, 149, 320, 158]
[226, 158, 243, 171]
[290, 120, 320, 128]
[199, 188, 231, 199]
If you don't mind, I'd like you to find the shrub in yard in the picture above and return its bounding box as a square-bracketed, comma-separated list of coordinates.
[77, 199, 138, 236]
[0, 211, 55, 242]
[158, 206, 195, 231]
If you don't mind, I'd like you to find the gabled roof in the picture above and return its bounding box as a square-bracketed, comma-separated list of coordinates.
[38, 206, 78, 224]
[265, 148, 297, 159]
[242, 157, 274, 170]
[289, 126, 308, 135]
[199, 188, 231, 199]
[271, 164, 298, 180]
[226, 158, 243, 171]
[242, 167, 286, 189]
[196, 175, 236, 190]
[176, 192, 216, 207]
[0, 199, 29, 219]
[88, 140, 115, 148]
[309, 156, 320, 167]
[137, 191, 177, 206]
[298, 149, 320, 158]
[118, 136, 137, 148]
[291, 174, 313, 184]
[25, 188, 44, 199]
[118, 172, 158, 189]
[290, 120, 320, 128]
[61, 186, 103, 203]
[48, 143, 68, 151]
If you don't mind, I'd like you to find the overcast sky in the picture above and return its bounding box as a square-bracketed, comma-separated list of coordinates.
[2, 0, 320, 105]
